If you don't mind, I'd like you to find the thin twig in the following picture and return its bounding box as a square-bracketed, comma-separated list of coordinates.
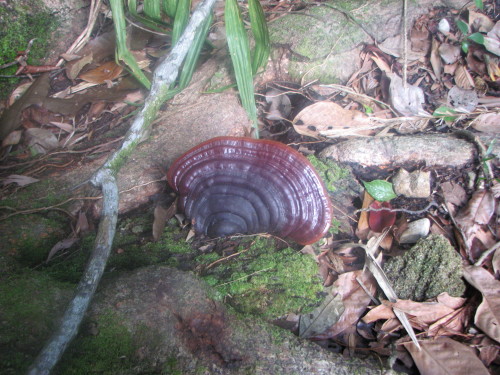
[26, 0, 218, 373]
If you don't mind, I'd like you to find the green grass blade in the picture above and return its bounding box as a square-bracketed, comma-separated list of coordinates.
[163, 0, 178, 18]
[225, 0, 259, 138]
[143, 0, 162, 21]
[248, 0, 270, 74]
[110, 0, 151, 89]
[127, 0, 138, 16]
[178, 13, 212, 89]
[172, 0, 192, 46]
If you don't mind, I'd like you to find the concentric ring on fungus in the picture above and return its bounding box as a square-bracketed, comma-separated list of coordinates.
[167, 137, 332, 245]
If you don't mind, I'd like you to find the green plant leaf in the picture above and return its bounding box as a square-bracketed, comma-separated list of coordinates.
[143, 0, 162, 21]
[248, 0, 270, 75]
[172, 0, 192, 46]
[475, 0, 484, 10]
[110, 0, 151, 89]
[456, 19, 469, 35]
[468, 32, 485, 45]
[362, 180, 397, 202]
[163, 0, 178, 18]
[433, 106, 459, 122]
[461, 40, 469, 53]
[178, 13, 213, 89]
[225, 0, 259, 138]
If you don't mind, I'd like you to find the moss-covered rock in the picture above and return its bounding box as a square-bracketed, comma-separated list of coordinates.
[0, 272, 73, 375]
[383, 235, 466, 301]
[0, 0, 59, 97]
[201, 237, 324, 319]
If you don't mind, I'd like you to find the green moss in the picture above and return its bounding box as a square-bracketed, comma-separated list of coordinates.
[108, 139, 139, 174]
[56, 311, 137, 375]
[0, 178, 72, 211]
[0, 1, 59, 97]
[0, 213, 67, 267]
[0, 272, 73, 374]
[383, 235, 466, 301]
[308, 155, 350, 193]
[201, 237, 324, 319]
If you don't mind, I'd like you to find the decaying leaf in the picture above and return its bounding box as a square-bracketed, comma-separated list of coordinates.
[441, 181, 467, 208]
[66, 52, 93, 80]
[265, 89, 291, 120]
[292, 101, 371, 138]
[152, 201, 177, 241]
[469, 10, 495, 33]
[1, 130, 22, 147]
[404, 337, 490, 375]
[25, 128, 59, 154]
[463, 266, 500, 343]
[454, 65, 474, 90]
[456, 190, 495, 228]
[388, 74, 427, 116]
[448, 85, 478, 112]
[430, 38, 442, 81]
[1, 174, 40, 187]
[46, 237, 79, 262]
[299, 286, 344, 338]
[439, 43, 461, 65]
[484, 21, 500, 56]
[79, 61, 123, 84]
[471, 113, 500, 133]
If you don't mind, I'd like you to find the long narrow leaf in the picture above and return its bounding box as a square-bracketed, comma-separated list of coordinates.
[172, 0, 192, 46]
[248, 0, 270, 74]
[144, 0, 162, 21]
[178, 13, 213, 89]
[110, 0, 151, 89]
[225, 0, 259, 138]
[128, 0, 138, 16]
[163, 0, 178, 18]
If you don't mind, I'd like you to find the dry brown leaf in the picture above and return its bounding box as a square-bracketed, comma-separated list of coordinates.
[46, 237, 79, 262]
[389, 74, 427, 116]
[356, 191, 374, 241]
[8, 81, 32, 106]
[79, 61, 123, 84]
[430, 38, 442, 81]
[404, 337, 490, 375]
[493, 247, 500, 278]
[76, 211, 89, 234]
[410, 26, 430, 54]
[454, 65, 474, 90]
[65, 52, 93, 80]
[152, 201, 177, 241]
[292, 101, 371, 138]
[471, 113, 500, 133]
[456, 190, 495, 227]
[436, 292, 467, 310]
[326, 270, 376, 338]
[463, 266, 500, 343]
[427, 306, 468, 337]
[469, 10, 495, 33]
[439, 43, 461, 65]
[484, 21, 500, 56]
[50, 121, 74, 133]
[441, 181, 467, 207]
[24, 128, 59, 154]
[1, 130, 22, 147]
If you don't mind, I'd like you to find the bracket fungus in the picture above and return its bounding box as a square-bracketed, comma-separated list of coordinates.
[167, 137, 332, 244]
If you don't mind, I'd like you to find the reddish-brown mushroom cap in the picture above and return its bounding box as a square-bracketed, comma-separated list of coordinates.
[167, 137, 332, 244]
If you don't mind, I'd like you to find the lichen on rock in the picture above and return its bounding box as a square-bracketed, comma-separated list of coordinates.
[383, 234, 466, 301]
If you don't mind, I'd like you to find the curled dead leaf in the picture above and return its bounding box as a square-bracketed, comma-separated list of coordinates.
[79, 61, 123, 84]
[292, 101, 371, 138]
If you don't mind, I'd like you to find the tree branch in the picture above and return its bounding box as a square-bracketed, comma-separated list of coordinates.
[27, 0, 218, 373]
